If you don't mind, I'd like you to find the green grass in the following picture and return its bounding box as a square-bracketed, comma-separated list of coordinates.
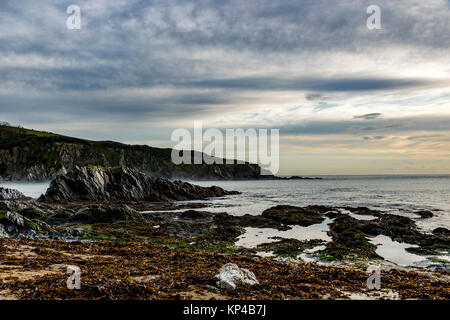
[23, 129, 59, 138]
[1, 125, 60, 138]
[54, 211, 73, 218]
[19, 208, 48, 220]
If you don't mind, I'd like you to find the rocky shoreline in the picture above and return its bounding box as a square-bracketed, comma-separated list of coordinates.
[0, 166, 449, 300]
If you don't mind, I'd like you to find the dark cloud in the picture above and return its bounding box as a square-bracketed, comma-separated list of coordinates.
[241, 116, 450, 136]
[363, 136, 385, 140]
[354, 113, 383, 120]
[181, 77, 428, 92]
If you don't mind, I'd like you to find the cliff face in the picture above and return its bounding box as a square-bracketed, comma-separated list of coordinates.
[0, 125, 263, 181]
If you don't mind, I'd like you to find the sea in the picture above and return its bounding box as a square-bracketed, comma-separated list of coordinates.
[2, 175, 450, 267]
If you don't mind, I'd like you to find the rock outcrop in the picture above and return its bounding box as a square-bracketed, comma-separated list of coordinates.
[0, 187, 27, 200]
[40, 166, 239, 202]
[0, 211, 43, 237]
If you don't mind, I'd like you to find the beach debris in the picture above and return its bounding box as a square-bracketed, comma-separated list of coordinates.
[215, 263, 259, 290]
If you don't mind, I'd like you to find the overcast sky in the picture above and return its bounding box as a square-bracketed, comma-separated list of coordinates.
[1, 0, 449, 175]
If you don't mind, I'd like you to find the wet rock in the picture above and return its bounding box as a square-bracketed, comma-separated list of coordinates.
[261, 205, 326, 227]
[0, 201, 10, 211]
[432, 227, 450, 236]
[324, 212, 449, 260]
[215, 263, 259, 290]
[324, 229, 380, 259]
[320, 216, 381, 259]
[325, 211, 345, 219]
[0, 211, 45, 237]
[0, 187, 27, 200]
[414, 210, 433, 219]
[342, 207, 382, 217]
[179, 210, 214, 220]
[235, 214, 291, 231]
[40, 166, 239, 202]
[0, 200, 36, 213]
[69, 203, 147, 224]
[160, 218, 244, 242]
[18, 208, 48, 220]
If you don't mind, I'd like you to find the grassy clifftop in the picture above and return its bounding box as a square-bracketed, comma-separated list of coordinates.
[0, 125, 262, 181]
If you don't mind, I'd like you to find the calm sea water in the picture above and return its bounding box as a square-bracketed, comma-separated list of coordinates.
[190, 175, 450, 232]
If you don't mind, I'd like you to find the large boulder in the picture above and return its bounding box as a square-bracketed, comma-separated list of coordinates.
[261, 205, 326, 227]
[215, 263, 259, 290]
[40, 166, 239, 202]
[415, 210, 433, 219]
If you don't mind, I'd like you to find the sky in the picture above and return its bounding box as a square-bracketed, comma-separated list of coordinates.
[0, 0, 449, 175]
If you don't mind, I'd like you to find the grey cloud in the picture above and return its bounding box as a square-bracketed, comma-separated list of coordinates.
[181, 77, 429, 93]
[362, 122, 405, 131]
[0, 0, 448, 146]
[243, 116, 450, 136]
[306, 93, 327, 101]
[407, 134, 443, 140]
[354, 113, 383, 120]
[363, 136, 385, 140]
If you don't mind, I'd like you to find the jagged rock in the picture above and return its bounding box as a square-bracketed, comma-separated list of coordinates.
[215, 263, 259, 290]
[40, 166, 239, 202]
[0, 200, 28, 212]
[0, 187, 26, 200]
[0, 201, 9, 211]
[0, 211, 41, 237]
